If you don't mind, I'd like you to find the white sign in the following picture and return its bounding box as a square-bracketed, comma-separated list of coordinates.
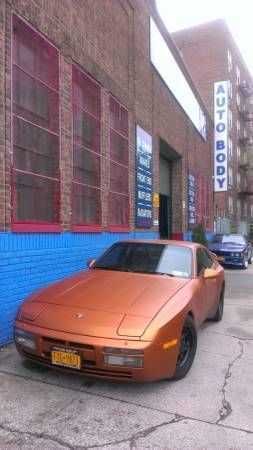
[150, 18, 207, 140]
[214, 81, 228, 192]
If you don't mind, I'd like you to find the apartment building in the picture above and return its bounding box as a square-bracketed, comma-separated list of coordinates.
[173, 19, 253, 236]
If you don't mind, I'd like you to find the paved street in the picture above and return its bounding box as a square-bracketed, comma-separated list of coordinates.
[0, 266, 253, 449]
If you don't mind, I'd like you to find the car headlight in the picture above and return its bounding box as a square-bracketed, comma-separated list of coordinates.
[103, 347, 144, 368]
[14, 328, 37, 350]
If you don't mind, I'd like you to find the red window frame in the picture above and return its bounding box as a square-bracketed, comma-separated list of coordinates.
[11, 14, 60, 232]
[108, 96, 130, 231]
[71, 64, 102, 232]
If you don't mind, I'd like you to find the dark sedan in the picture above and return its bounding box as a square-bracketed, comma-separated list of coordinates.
[208, 234, 252, 269]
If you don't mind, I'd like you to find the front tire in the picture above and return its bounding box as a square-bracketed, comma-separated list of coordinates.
[212, 286, 224, 322]
[172, 315, 197, 381]
[242, 257, 248, 270]
[248, 253, 252, 264]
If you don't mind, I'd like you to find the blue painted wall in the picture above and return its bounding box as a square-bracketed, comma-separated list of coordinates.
[0, 231, 158, 346]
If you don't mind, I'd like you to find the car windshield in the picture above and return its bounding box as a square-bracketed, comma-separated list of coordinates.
[209, 234, 245, 245]
[93, 242, 192, 279]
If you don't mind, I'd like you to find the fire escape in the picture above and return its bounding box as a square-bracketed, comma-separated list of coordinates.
[238, 81, 253, 196]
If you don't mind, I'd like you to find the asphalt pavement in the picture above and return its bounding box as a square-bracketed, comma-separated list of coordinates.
[0, 265, 253, 449]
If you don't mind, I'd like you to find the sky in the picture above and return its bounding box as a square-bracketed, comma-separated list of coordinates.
[156, 0, 253, 74]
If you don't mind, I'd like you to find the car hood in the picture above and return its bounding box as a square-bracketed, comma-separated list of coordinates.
[20, 269, 190, 338]
[209, 242, 245, 252]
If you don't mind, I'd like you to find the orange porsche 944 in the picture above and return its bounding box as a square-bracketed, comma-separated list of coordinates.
[14, 240, 225, 382]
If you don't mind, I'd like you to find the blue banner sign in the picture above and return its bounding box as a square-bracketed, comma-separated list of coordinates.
[188, 172, 196, 227]
[136, 125, 152, 228]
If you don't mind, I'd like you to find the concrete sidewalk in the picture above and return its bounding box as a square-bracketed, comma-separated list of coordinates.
[0, 266, 253, 449]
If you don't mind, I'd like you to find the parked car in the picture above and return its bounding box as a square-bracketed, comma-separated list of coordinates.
[14, 240, 224, 382]
[208, 233, 252, 269]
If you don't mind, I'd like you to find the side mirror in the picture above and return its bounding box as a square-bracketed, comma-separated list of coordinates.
[87, 258, 96, 268]
[203, 268, 217, 279]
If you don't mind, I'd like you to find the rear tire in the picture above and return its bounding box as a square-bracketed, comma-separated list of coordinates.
[171, 315, 197, 381]
[212, 286, 224, 322]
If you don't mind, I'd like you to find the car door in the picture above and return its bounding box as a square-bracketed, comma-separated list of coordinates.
[196, 247, 219, 322]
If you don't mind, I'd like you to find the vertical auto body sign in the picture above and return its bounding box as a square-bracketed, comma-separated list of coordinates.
[188, 172, 196, 227]
[214, 81, 228, 192]
[136, 125, 152, 227]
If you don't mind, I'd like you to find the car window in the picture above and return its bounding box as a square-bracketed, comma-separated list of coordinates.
[93, 242, 192, 278]
[222, 234, 245, 245]
[157, 246, 192, 278]
[209, 234, 223, 244]
[197, 248, 213, 276]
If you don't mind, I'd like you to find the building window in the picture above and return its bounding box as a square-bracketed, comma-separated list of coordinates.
[227, 49, 232, 72]
[228, 196, 233, 214]
[228, 80, 233, 99]
[243, 201, 247, 217]
[237, 199, 241, 216]
[228, 167, 233, 186]
[12, 14, 60, 231]
[237, 146, 241, 161]
[237, 119, 240, 135]
[236, 66, 240, 85]
[228, 137, 233, 158]
[109, 96, 129, 229]
[236, 93, 240, 107]
[228, 108, 232, 129]
[237, 172, 241, 189]
[72, 65, 101, 230]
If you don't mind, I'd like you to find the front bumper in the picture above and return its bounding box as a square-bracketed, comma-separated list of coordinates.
[14, 320, 179, 382]
[216, 255, 245, 267]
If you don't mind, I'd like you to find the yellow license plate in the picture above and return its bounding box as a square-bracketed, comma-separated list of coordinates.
[217, 256, 224, 261]
[51, 349, 81, 369]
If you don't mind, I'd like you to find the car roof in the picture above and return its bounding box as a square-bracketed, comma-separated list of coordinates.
[214, 233, 244, 237]
[117, 239, 199, 249]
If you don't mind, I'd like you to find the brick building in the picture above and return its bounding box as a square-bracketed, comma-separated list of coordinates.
[0, 0, 213, 345]
[173, 19, 253, 236]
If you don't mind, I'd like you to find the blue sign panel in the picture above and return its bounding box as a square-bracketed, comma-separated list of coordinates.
[136, 125, 152, 228]
[188, 172, 196, 227]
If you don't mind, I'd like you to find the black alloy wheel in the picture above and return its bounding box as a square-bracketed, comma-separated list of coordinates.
[212, 285, 224, 322]
[172, 315, 197, 381]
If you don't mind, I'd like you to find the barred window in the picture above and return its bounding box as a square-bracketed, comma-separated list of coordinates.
[12, 15, 60, 230]
[72, 65, 101, 229]
[109, 97, 129, 228]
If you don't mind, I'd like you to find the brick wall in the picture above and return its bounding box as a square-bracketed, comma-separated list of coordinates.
[0, 1, 6, 230]
[0, 0, 213, 233]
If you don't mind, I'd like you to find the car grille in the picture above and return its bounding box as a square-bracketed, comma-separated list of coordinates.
[42, 336, 95, 351]
[22, 337, 133, 380]
[214, 250, 241, 261]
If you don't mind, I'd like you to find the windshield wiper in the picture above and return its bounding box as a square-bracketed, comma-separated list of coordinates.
[93, 266, 134, 272]
[223, 241, 242, 245]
